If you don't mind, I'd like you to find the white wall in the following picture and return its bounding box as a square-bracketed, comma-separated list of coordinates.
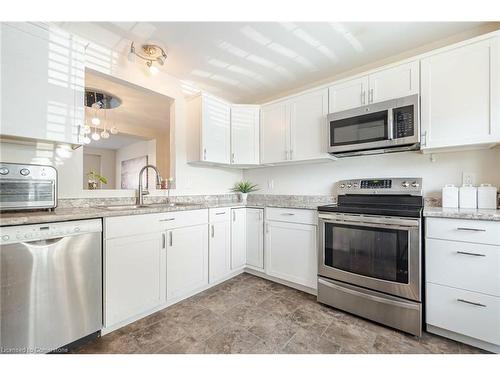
[0, 24, 243, 199]
[243, 147, 500, 198]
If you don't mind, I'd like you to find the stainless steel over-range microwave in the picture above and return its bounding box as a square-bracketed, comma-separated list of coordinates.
[327, 94, 420, 157]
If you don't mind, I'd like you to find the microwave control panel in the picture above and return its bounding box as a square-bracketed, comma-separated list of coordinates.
[393, 105, 414, 138]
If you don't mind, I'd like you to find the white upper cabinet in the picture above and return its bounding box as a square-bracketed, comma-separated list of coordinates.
[230, 105, 260, 165]
[202, 94, 231, 163]
[328, 76, 368, 113]
[368, 61, 419, 103]
[421, 37, 500, 150]
[260, 101, 289, 164]
[0, 23, 85, 145]
[328, 61, 419, 113]
[187, 93, 231, 164]
[289, 88, 329, 161]
[261, 88, 330, 164]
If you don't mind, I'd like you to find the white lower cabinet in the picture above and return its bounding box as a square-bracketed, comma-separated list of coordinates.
[246, 208, 264, 270]
[231, 208, 247, 270]
[265, 209, 317, 289]
[209, 208, 232, 283]
[425, 217, 500, 352]
[105, 231, 166, 328]
[166, 224, 208, 302]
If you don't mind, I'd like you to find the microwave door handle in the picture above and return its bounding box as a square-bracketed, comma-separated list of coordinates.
[387, 109, 394, 140]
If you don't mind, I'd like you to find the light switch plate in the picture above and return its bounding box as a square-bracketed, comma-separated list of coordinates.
[462, 172, 476, 186]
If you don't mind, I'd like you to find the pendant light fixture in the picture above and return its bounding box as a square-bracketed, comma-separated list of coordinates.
[84, 89, 122, 145]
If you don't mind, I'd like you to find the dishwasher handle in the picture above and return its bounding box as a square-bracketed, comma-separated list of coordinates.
[22, 237, 66, 246]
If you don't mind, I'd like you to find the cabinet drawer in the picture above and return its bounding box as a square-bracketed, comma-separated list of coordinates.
[265, 207, 317, 225]
[426, 238, 500, 296]
[105, 209, 209, 239]
[209, 207, 231, 223]
[426, 283, 500, 345]
[426, 218, 500, 245]
[159, 209, 208, 230]
[105, 213, 163, 239]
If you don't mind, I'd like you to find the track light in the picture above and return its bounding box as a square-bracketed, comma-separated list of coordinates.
[128, 42, 167, 74]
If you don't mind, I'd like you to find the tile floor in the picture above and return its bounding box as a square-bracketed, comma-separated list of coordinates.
[75, 273, 488, 354]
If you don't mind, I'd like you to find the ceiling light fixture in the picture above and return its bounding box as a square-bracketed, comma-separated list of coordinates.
[128, 42, 167, 74]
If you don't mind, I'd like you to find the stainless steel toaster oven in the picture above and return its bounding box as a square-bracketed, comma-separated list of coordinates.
[0, 162, 57, 211]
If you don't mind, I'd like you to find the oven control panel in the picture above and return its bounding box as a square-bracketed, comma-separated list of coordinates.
[338, 178, 422, 195]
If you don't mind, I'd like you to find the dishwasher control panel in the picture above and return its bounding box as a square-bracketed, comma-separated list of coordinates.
[0, 219, 102, 245]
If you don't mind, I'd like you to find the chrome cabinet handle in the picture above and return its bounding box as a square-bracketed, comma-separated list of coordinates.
[231, 152, 235, 163]
[169, 231, 173, 247]
[281, 213, 295, 216]
[162, 233, 166, 249]
[211, 225, 214, 238]
[289, 149, 293, 160]
[233, 210, 236, 221]
[369, 88, 374, 103]
[456, 227, 486, 232]
[259, 210, 262, 221]
[160, 218, 175, 222]
[457, 298, 486, 308]
[215, 212, 225, 216]
[203, 148, 207, 160]
[361, 90, 366, 105]
[457, 251, 486, 257]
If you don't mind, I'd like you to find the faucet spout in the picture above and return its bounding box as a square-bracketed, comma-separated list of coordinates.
[137, 164, 162, 205]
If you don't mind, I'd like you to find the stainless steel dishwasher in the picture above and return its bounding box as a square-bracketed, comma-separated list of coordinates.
[0, 219, 102, 353]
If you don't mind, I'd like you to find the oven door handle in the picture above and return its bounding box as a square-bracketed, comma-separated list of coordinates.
[319, 218, 418, 231]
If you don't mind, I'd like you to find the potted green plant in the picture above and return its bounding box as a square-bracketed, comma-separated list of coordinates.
[230, 181, 259, 204]
[86, 170, 108, 190]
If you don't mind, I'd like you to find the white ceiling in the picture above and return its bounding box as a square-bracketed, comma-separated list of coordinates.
[63, 22, 490, 103]
[85, 69, 172, 132]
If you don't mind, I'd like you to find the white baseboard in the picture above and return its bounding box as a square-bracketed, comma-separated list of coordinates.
[426, 324, 499, 354]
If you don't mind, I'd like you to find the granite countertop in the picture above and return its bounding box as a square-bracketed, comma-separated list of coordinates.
[423, 206, 500, 222]
[0, 198, 330, 226]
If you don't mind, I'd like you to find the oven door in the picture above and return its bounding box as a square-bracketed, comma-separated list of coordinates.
[318, 212, 421, 301]
[0, 179, 56, 210]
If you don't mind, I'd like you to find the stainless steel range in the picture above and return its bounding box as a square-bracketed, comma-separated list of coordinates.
[317, 178, 423, 336]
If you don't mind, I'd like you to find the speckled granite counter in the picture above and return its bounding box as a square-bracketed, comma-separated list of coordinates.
[0, 194, 335, 226]
[424, 206, 500, 222]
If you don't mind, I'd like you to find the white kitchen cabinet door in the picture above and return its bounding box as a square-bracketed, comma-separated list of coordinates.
[289, 88, 329, 161]
[246, 208, 264, 270]
[328, 76, 368, 113]
[166, 224, 209, 302]
[202, 94, 231, 164]
[1, 23, 85, 145]
[260, 102, 289, 163]
[265, 220, 317, 289]
[105, 232, 166, 327]
[231, 105, 260, 165]
[231, 208, 247, 270]
[368, 61, 419, 103]
[421, 37, 500, 150]
[209, 220, 232, 283]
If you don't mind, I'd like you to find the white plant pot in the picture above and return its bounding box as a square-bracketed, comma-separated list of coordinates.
[240, 193, 248, 204]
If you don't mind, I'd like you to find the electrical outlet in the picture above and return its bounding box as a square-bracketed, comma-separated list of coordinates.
[462, 172, 476, 186]
[267, 179, 274, 190]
